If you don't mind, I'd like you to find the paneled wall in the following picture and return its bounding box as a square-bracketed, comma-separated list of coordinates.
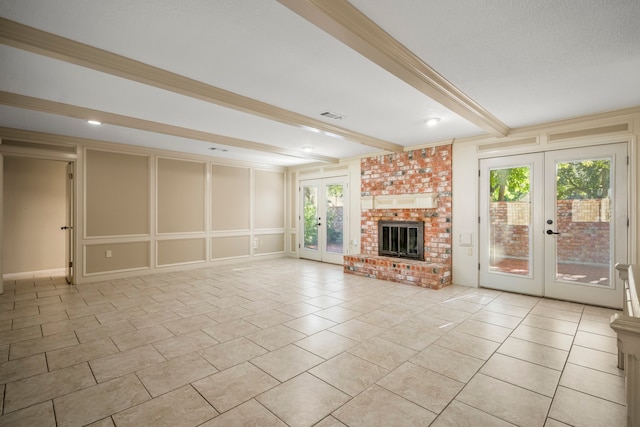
[84, 149, 151, 275]
[156, 158, 207, 267]
[212, 165, 250, 231]
[80, 147, 286, 282]
[255, 169, 285, 229]
[254, 169, 285, 254]
[157, 158, 206, 234]
[211, 164, 251, 259]
[85, 150, 149, 237]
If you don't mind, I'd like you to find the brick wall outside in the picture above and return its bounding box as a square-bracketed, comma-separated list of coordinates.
[557, 200, 610, 264]
[490, 202, 530, 259]
[490, 200, 610, 265]
[360, 145, 452, 266]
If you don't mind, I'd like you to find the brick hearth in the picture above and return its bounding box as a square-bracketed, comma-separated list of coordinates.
[345, 145, 452, 289]
[344, 254, 451, 290]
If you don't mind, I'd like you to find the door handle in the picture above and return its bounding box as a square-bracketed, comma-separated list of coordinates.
[61, 226, 70, 230]
[546, 229, 560, 235]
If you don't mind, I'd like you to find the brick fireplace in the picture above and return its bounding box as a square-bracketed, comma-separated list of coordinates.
[344, 145, 452, 289]
[378, 220, 424, 260]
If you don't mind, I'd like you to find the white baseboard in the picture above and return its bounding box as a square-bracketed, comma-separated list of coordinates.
[3, 268, 66, 281]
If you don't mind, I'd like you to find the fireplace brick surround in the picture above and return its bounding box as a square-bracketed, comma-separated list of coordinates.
[344, 145, 452, 290]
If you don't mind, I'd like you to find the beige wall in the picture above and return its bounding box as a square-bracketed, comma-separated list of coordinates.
[255, 169, 285, 229]
[78, 145, 286, 282]
[211, 236, 250, 259]
[85, 241, 149, 274]
[85, 149, 149, 237]
[212, 165, 250, 231]
[2, 157, 67, 274]
[157, 158, 206, 234]
[254, 233, 285, 255]
[157, 238, 206, 266]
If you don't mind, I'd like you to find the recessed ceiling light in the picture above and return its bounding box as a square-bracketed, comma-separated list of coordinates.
[87, 120, 102, 125]
[425, 117, 440, 127]
[303, 146, 314, 153]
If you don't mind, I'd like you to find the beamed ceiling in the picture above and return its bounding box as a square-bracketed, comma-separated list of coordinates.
[1, 1, 639, 166]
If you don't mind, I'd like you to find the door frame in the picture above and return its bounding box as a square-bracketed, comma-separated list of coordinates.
[298, 174, 349, 265]
[65, 161, 75, 284]
[0, 149, 77, 291]
[479, 143, 629, 308]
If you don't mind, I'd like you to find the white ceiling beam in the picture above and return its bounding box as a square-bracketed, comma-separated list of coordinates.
[0, 17, 404, 154]
[278, 0, 510, 138]
[0, 91, 340, 163]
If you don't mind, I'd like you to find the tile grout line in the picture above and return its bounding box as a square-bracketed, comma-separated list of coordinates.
[425, 291, 531, 426]
[542, 303, 584, 424]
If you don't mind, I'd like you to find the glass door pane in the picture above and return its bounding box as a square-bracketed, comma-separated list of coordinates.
[325, 183, 344, 254]
[303, 184, 318, 251]
[300, 177, 348, 265]
[544, 143, 627, 308]
[554, 158, 612, 286]
[488, 165, 532, 277]
[408, 228, 418, 255]
[479, 153, 544, 296]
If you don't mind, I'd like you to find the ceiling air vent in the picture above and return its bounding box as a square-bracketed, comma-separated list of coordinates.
[320, 111, 343, 120]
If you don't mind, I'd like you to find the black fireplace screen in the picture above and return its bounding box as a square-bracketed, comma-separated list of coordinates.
[378, 221, 424, 260]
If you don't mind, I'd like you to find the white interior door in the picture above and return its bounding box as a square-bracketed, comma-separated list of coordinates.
[480, 143, 628, 308]
[64, 162, 74, 284]
[299, 177, 348, 265]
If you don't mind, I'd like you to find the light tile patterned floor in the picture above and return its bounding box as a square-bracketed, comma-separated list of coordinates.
[0, 259, 627, 426]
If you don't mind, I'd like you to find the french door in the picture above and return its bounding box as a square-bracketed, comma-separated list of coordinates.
[479, 143, 627, 308]
[299, 177, 348, 265]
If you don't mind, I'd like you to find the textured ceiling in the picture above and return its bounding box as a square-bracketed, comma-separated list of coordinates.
[1, 0, 639, 166]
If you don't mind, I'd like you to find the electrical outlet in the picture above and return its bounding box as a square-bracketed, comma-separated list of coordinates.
[106, 250, 112, 258]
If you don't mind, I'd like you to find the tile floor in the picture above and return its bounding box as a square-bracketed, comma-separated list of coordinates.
[0, 259, 627, 426]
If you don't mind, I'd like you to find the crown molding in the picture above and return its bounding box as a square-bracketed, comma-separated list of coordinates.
[0, 17, 403, 154]
[453, 105, 640, 146]
[0, 91, 340, 163]
[0, 126, 281, 170]
[278, 0, 510, 138]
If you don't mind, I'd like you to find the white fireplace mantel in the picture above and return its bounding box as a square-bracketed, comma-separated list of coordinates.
[361, 193, 437, 210]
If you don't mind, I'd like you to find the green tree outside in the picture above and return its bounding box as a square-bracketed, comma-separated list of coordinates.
[489, 159, 610, 202]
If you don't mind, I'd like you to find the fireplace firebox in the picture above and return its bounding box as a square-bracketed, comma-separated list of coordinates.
[378, 221, 424, 260]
